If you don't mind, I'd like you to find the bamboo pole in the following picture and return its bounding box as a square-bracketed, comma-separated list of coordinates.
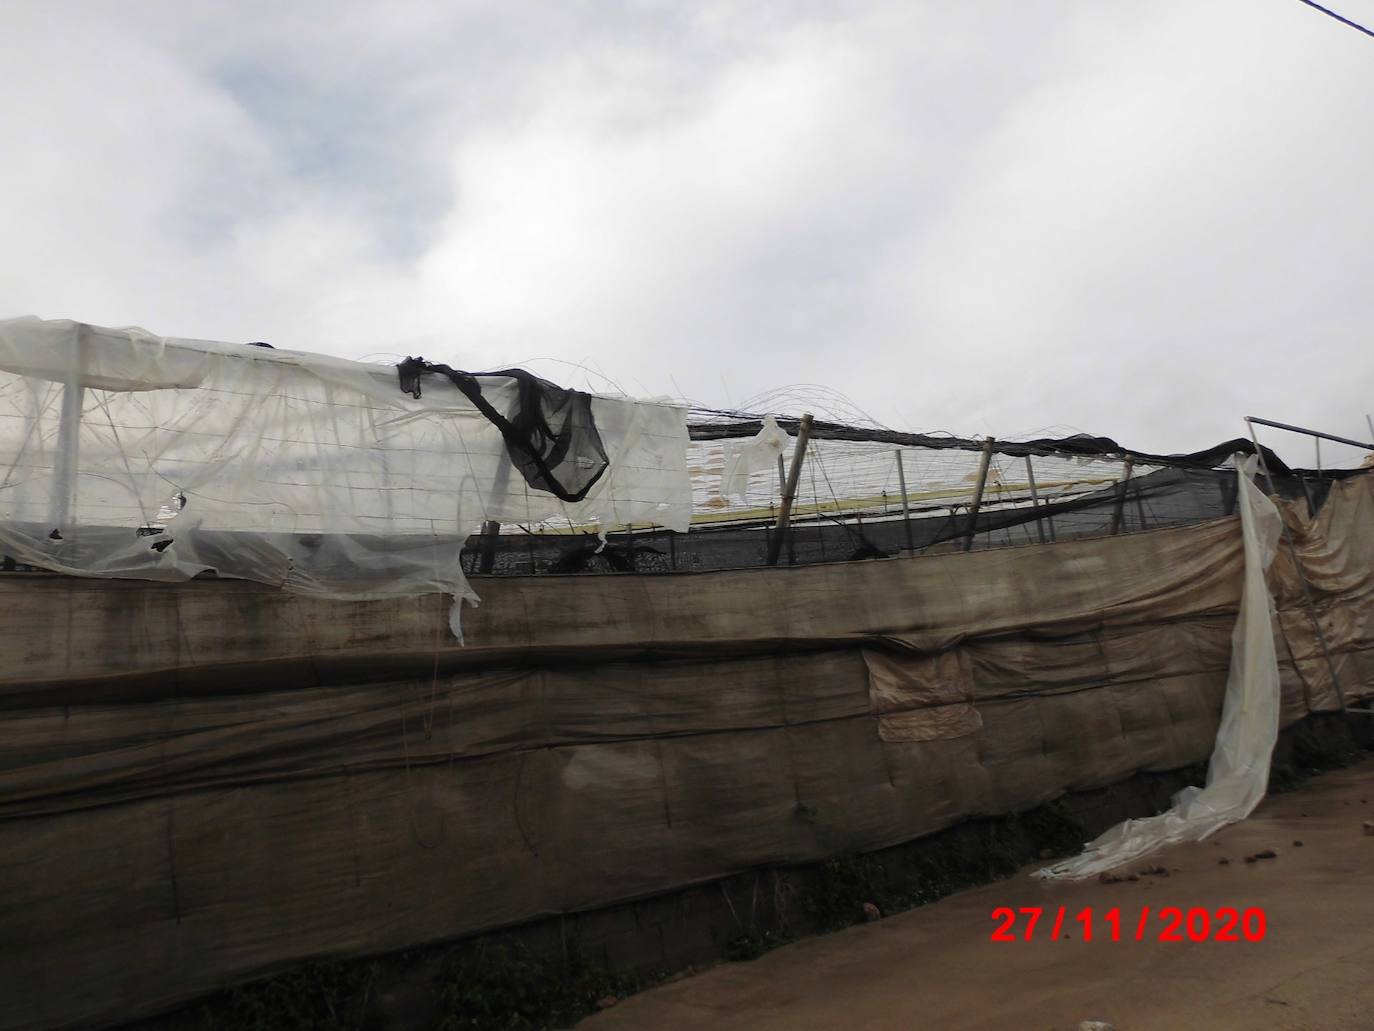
[766, 414, 814, 567]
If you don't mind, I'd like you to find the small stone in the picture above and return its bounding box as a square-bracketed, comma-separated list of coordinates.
[1078, 1022, 1117, 1031]
[1293, 840, 1304, 847]
[1363, 822, 1374, 836]
[596, 996, 618, 1010]
[862, 902, 882, 922]
[1219, 857, 1230, 865]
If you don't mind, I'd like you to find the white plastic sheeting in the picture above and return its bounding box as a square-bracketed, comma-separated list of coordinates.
[0, 318, 692, 633]
[719, 414, 790, 502]
[1036, 455, 1283, 879]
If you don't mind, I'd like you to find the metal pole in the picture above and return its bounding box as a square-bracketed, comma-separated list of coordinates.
[894, 449, 915, 553]
[1245, 419, 1349, 712]
[962, 438, 995, 553]
[1109, 457, 1135, 535]
[777, 454, 786, 496]
[766, 413, 814, 567]
[1315, 437, 1322, 474]
[1023, 455, 1046, 544]
[1244, 415, 1374, 451]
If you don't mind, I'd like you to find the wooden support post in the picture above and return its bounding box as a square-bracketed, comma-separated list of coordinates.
[1220, 474, 1238, 517]
[1298, 472, 1317, 518]
[962, 438, 995, 553]
[477, 519, 500, 574]
[1109, 457, 1135, 535]
[766, 414, 814, 567]
[894, 449, 915, 553]
[52, 324, 88, 532]
[1023, 455, 1046, 544]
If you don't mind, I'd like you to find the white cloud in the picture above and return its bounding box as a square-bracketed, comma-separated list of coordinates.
[1, 0, 1370, 462]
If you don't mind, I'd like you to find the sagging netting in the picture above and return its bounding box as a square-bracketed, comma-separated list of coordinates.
[458, 410, 1358, 576]
[397, 357, 609, 503]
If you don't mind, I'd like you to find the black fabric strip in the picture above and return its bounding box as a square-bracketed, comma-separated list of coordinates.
[397, 357, 609, 503]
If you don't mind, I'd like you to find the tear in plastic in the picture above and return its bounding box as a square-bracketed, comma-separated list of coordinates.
[448, 594, 471, 646]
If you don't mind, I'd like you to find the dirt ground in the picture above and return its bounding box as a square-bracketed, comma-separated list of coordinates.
[584, 759, 1374, 1031]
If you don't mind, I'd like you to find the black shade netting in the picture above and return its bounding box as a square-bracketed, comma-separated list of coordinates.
[450, 466, 1343, 576]
[398, 358, 609, 503]
[687, 419, 1303, 476]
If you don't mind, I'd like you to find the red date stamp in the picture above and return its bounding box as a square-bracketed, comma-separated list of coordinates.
[990, 906, 1266, 942]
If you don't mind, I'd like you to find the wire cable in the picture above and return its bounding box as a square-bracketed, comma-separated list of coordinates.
[1296, 0, 1374, 38]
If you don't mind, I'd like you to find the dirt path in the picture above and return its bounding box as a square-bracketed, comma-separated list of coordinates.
[584, 760, 1374, 1030]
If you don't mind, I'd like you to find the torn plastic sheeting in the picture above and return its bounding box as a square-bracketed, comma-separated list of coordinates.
[1035, 454, 1283, 880]
[0, 318, 693, 640]
[720, 413, 789, 502]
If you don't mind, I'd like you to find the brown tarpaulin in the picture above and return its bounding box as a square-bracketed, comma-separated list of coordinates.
[1, 474, 1371, 1030]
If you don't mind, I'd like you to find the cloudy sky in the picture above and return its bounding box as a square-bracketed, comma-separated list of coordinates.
[2, 0, 1371, 463]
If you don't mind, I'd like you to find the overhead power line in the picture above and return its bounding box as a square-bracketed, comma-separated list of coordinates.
[1296, 0, 1374, 39]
